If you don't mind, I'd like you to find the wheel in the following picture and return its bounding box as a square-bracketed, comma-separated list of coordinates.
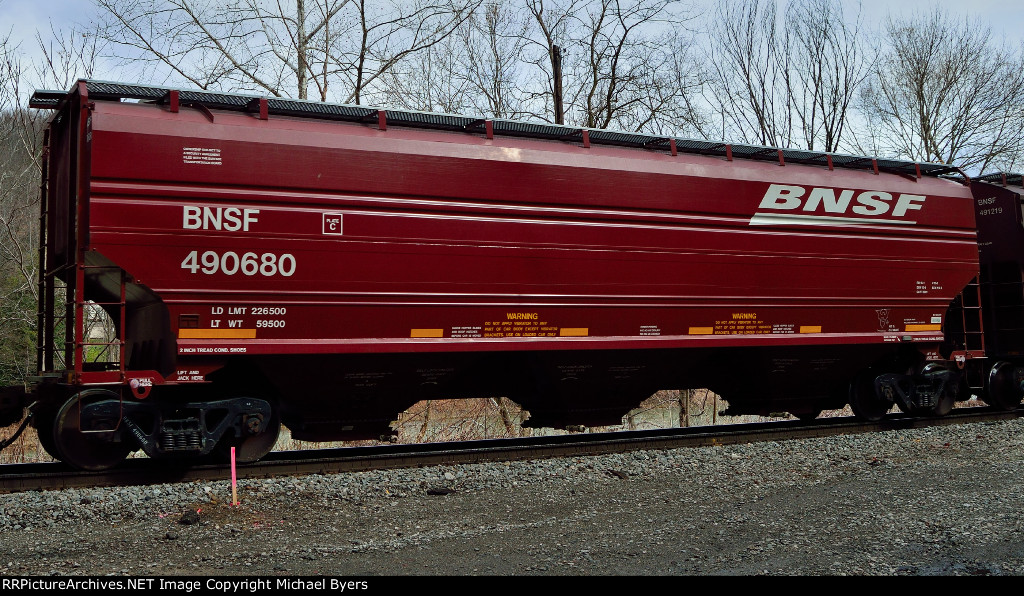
[923, 363, 955, 417]
[849, 372, 889, 422]
[930, 387, 955, 417]
[983, 361, 1023, 410]
[216, 408, 281, 463]
[52, 390, 132, 471]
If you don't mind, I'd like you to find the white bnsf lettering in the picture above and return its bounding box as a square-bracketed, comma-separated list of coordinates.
[183, 206, 260, 231]
[803, 188, 854, 213]
[751, 184, 926, 226]
[853, 191, 890, 215]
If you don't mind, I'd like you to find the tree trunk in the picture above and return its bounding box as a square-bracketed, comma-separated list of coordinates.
[296, 0, 308, 100]
[491, 398, 518, 436]
[416, 400, 432, 442]
[552, 45, 564, 124]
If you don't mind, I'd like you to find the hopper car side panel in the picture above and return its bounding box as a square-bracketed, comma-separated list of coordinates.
[81, 101, 977, 371]
[971, 179, 1024, 359]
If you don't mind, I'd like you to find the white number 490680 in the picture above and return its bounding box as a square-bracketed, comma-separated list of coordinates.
[181, 250, 296, 277]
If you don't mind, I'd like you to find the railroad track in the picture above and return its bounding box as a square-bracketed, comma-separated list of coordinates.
[2, 406, 1021, 494]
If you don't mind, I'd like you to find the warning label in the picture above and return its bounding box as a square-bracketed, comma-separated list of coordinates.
[183, 147, 222, 165]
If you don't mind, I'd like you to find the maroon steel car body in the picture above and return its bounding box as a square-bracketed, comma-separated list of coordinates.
[970, 176, 1024, 362]
[19, 81, 984, 459]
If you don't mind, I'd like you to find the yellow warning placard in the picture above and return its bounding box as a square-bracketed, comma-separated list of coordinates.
[178, 329, 256, 339]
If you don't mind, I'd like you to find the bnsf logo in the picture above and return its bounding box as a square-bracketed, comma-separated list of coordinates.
[182, 206, 260, 231]
[750, 184, 926, 227]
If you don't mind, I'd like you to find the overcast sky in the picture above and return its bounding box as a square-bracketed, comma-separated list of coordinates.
[2, 0, 1022, 84]
[858, 0, 1024, 42]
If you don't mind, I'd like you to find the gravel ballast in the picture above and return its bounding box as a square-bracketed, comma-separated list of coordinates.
[2, 418, 1023, 576]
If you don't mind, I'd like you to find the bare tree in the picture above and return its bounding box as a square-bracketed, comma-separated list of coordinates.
[339, 0, 479, 105]
[523, 0, 700, 134]
[379, 24, 472, 113]
[700, 0, 869, 151]
[702, 0, 790, 146]
[252, 0, 355, 101]
[782, 0, 870, 152]
[0, 40, 39, 386]
[523, 0, 583, 123]
[460, 1, 533, 119]
[0, 21, 105, 385]
[93, 0, 477, 103]
[574, 0, 678, 130]
[653, 29, 706, 137]
[857, 8, 1024, 173]
[95, 0, 301, 96]
[33, 23, 104, 91]
[377, 0, 704, 133]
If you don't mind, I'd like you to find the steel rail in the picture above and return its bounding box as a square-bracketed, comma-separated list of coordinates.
[1, 407, 1021, 494]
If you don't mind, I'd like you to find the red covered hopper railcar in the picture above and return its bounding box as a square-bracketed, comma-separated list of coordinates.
[0, 81, 993, 469]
